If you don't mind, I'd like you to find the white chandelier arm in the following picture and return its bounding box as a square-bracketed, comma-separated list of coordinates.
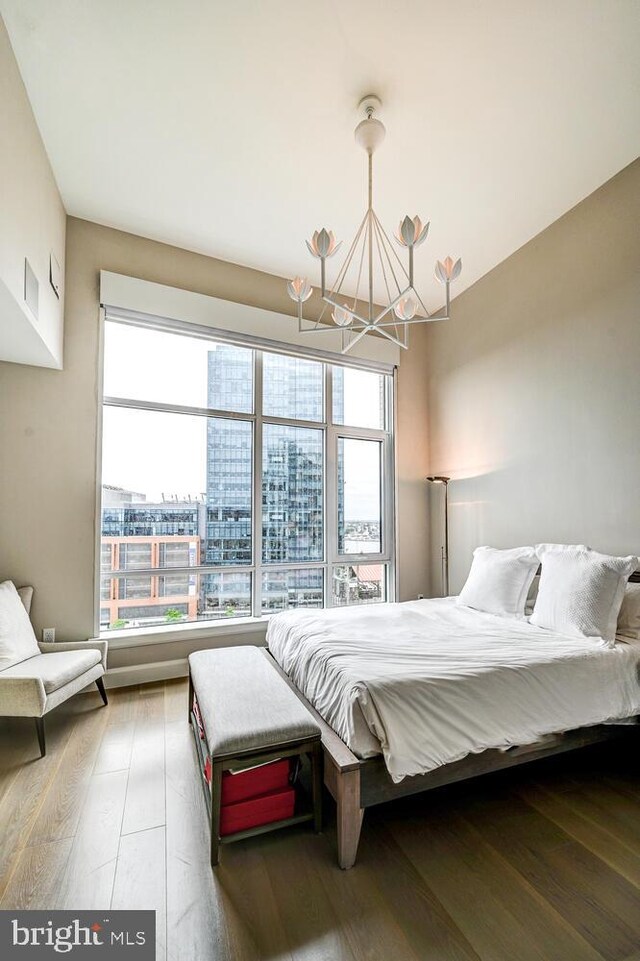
[341, 318, 409, 354]
[372, 211, 410, 285]
[375, 310, 450, 328]
[371, 211, 424, 319]
[371, 288, 413, 325]
[341, 324, 373, 354]
[369, 323, 409, 349]
[372, 218, 433, 319]
[372, 217, 405, 343]
[297, 210, 369, 334]
[371, 215, 406, 344]
[371, 215, 402, 300]
[322, 295, 369, 328]
[371, 214, 404, 296]
[372, 211, 434, 324]
[326, 209, 369, 302]
[350, 216, 369, 313]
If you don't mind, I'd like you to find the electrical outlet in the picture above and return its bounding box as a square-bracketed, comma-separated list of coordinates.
[42, 628, 55, 643]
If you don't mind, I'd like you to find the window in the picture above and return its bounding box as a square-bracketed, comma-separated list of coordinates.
[100, 317, 394, 634]
[337, 438, 382, 554]
[332, 366, 385, 429]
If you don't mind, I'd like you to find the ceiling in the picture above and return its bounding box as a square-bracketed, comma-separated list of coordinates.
[3, 0, 639, 310]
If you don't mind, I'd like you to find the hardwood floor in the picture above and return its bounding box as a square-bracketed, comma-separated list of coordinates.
[1, 679, 640, 961]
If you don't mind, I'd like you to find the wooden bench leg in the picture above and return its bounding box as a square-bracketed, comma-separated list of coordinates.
[311, 742, 323, 833]
[336, 768, 363, 870]
[210, 760, 223, 868]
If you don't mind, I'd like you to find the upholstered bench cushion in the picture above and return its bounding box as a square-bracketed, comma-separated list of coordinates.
[189, 647, 320, 758]
[1, 649, 102, 693]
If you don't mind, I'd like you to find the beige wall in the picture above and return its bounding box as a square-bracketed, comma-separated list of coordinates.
[0, 217, 430, 660]
[0, 16, 65, 368]
[425, 159, 640, 595]
[396, 321, 431, 601]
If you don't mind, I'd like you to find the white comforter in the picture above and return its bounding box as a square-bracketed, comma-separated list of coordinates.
[266, 598, 640, 782]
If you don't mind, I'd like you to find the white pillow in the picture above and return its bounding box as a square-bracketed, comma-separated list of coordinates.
[457, 546, 539, 617]
[531, 545, 638, 645]
[0, 580, 40, 669]
[617, 582, 640, 639]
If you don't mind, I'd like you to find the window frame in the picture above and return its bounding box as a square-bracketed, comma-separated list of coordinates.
[97, 311, 396, 639]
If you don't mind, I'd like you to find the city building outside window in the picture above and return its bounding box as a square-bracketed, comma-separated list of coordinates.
[99, 317, 395, 635]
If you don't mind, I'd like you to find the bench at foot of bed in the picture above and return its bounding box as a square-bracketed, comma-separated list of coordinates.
[188, 647, 323, 867]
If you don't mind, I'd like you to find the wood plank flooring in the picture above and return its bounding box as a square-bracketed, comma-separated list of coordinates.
[1, 679, 640, 961]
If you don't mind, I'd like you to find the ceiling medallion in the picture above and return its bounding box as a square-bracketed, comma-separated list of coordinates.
[286, 95, 462, 353]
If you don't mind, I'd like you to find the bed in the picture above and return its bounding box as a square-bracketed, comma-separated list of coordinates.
[266, 573, 640, 869]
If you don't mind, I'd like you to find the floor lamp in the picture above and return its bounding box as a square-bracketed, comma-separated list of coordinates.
[427, 476, 450, 596]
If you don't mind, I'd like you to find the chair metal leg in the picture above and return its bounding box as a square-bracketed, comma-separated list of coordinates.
[95, 677, 108, 706]
[35, 717, 46, 757]
[210, 760, 223, 868]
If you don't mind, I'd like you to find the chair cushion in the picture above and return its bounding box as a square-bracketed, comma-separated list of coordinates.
[1, 650, 102, 693]
[0, 581, 40, 670]
[17, 586, 34, 615]
[188, 647, 320, 758]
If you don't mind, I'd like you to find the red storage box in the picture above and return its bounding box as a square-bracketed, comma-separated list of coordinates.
[220, 786, 296, 836]
[222, 759, 290, 804]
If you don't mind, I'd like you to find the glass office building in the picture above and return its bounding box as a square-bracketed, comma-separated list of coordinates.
[205, 347, 328, 612]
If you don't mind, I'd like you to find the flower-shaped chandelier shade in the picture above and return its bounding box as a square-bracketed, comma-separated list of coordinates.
[395, 216, 429, 249]
[332, 303, 352, 327]
[286, 96, 462, 353]
[306, 228, 341, 259]
[394, 296, 417, 321]
[286, 276, 313, 303]
[435, 256, 463, 284]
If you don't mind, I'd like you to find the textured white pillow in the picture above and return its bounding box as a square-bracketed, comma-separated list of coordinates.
[0, 580, 40, 669]
[457, 546, 539, 617]
[531, 545, 638, 645]
[617, 583, 640, 639]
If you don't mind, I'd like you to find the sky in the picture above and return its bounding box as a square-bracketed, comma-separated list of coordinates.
[102, 323, 384, 521]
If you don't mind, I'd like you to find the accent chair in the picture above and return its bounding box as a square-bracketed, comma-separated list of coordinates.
[0, 581, 108, 757]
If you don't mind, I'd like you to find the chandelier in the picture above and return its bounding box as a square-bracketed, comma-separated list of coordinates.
[286, 95, 462, 354]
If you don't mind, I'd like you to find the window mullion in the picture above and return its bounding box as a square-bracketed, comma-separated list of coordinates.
[328, 423, 388, 441]
[326, 365, 337, 608]
[388, 371, 397, 602]
[253, 351, 264, 618]
[104, 395, 256, 423]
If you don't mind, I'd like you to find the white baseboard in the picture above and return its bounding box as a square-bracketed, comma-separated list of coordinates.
[104, 658, 188, 689]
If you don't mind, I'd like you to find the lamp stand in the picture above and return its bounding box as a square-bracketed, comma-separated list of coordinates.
[427, 476, 450, 598]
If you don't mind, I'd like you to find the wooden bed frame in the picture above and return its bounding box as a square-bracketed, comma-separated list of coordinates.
[264, 570, 640, 869]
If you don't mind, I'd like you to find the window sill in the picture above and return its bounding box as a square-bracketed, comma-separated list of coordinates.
[96, 615, 268, 650]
